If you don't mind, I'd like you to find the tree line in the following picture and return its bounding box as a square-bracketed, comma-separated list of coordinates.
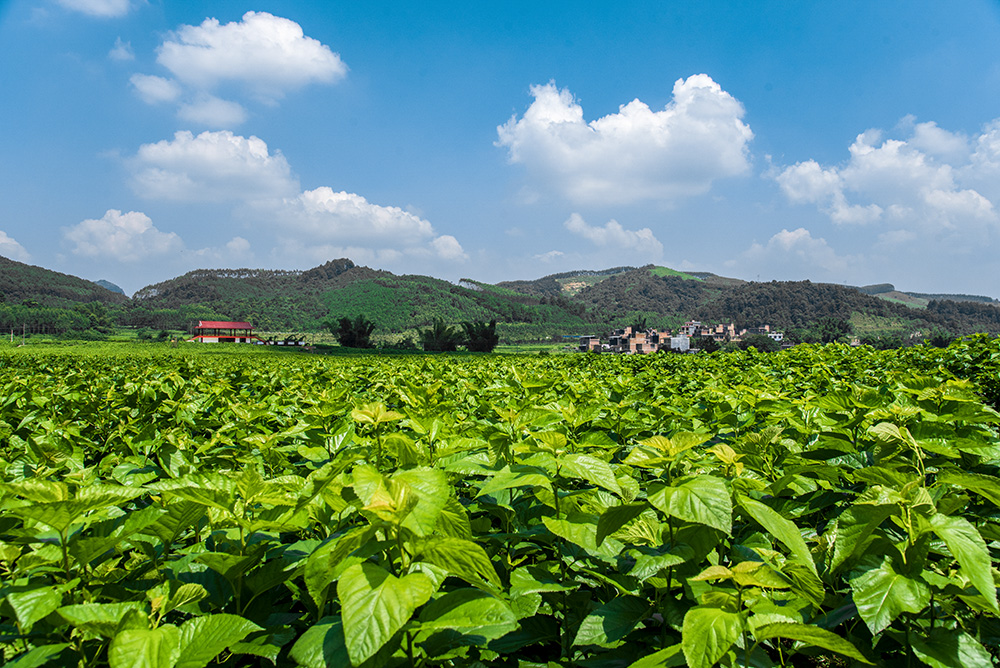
[328, 315, 500, 352]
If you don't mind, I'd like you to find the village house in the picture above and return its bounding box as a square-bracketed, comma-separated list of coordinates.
[579, 320, 785, 353]
[188, 320, 263, 344]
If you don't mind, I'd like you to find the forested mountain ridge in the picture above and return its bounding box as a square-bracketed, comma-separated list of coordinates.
[2, 254, 999, 340]
[0, 255, 128, 307]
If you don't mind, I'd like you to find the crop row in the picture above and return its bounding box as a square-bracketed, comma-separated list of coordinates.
[1, 338, 1000, 667]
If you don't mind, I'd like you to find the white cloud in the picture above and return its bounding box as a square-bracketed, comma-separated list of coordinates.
[130, 74, 181, 104]
[177, 95, 247, 127]
[56, 0, 129, 18]
[64, 210, 183, 262]
[534, 250, 565, 262]
[0, 231, 31, 262]
[775, 118, 999, 239]
[109, 37, 134, 61]
[496, 75, 753, 204]
[130, 130, 298, 202]
[156, 11, 347, 102]
[269, 188, 466, 261]
[740, 228, 850, 275]
[564, 213, 664, 257]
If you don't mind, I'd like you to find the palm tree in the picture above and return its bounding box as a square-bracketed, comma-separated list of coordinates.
[419, 318, 462, 352]
[462, 319, 499, 352]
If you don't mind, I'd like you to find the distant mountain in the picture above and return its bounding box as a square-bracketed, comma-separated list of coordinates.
[857, 283, 999, 307]
[95, 280, 125, 295]
[0, 255, 129, 307]
[5, 253, 1000, 341]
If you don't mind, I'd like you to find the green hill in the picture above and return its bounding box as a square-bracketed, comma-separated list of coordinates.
[5, 253, 1000, 343]
[0, 255, 128, 307]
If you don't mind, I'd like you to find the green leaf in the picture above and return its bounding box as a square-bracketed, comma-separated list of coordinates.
[57, 602, 147, 638]
[753, 622, 872, 664]
[909, 627, 994, 668]
[681, 606, 743, 668]
[475, 466, 553, 497]
[573, 596, 651, 646]
[647, 475, 732, 534]
[596, 503, 647, 545]
[938, 471, 1000, 508]
[392, 467, 450, 537]
[827, 504, 892, 574]
[3, 644, 71, 668]
[416, 588, 517, 640]
[305, 525, 378, 610]
[849, 555, 930, 634]
[542, 514, 625, 559]
[928, 513, 998, 611]
[559, 453, 622, 496]
[738, 495, 816, 575]
[411, 536, 501, 589]
[174, 614, 262, 668]
[8, 584, 68, 633]
[337, 562, 435, 665]
[626, 643, 685, 668]
[289, 617, 351, 668]
[108, 626, 182, 668]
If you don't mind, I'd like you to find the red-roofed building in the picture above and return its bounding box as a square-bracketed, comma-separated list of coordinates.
[189, 320, 263, 344]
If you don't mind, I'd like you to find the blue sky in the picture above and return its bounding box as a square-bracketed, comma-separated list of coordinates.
[2, 1, 999, 297]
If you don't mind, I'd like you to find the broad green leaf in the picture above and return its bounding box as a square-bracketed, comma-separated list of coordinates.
[392, 467, 450, 536]
[289, 617, 351, 668]
[196, 550, 263, 583]
[412, 535, 501, 589]
[337, 562, 435, 665]
[509, 565, 578, 597]
[648, 475, 732, 534]
[8, 583, 69, 633]
[626, 643, 684, 668]
[476, 466, 553, 497]
[596, 503, 647, 545]
[543, 514, 625, 559]
[753, 622, 872, 664]
[828, 504, 892, 573]
[4, 644, 71, 668]
[681, 606, 743, 668]
[909, 627, 993, 668]
[849, 555, 930, 634]
[559, 453, 622, 496]
[938, 471, 1000, 508]
[57, 602, 147, 638]
[928, 513, 998, 611]
[416, 588, 517, 640]
[108, 626, 182, 668]
[573, 595, 651, 646]
[305, 525, 377, 609]
[739, 495, 816, 575]
[175, 614, 262, 668]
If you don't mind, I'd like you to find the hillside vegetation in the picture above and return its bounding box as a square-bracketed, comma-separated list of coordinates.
[2, 254, 1000, 342]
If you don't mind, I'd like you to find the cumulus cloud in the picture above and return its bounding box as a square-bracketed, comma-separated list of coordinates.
[130, 130, 298, 202]
[269, 188, 467, 261]
[130, 74, 182, 104]
[64, 210, 183, 262]
[775, 118, 999, 239]
[177, 95, 247, 127]
[743, 228, 849, 274]
[56, 0, 129, 18]
[564, 213, 664, 257]
[496, 75, 753, 204]
[108, 37, 134, 61]
[157, 11, 347, 102]
[0, 231, 31, 262]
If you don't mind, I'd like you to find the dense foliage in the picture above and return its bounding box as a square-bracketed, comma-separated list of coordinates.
[2, 337, 1000, 667]
[330, 316, 377, 349]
